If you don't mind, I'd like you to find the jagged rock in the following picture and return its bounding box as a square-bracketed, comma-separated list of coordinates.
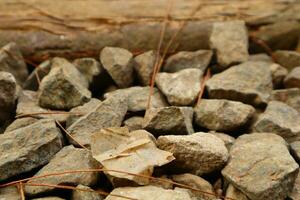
[206, 61, 273, 106]
[0, 42, 28, 84]
[17, 90, 68, 122]
[4, 117, 38, 132]
[66, 98, 101, 128]
[67, 95, 128, 148]
[194, 99, 255, 132]
[105, 186, 193, 200]
[157, 132, 228, 175]
[91, 127, 174, 185]
[123, 116, 144, 131]
[0, 71, 18, 123]
[253, 101, 300, 143]
[38, 57, 91, 110]
[133, 50, 158, 86]
[163, 50, 212, 73]
[291, 141, 300, 163]
[225, 184, 249, 200]
[209, 20, 248, 68]
[32, 197, 65, 200]
[100, 47, 134, 88]
[143, 106, 194, 136]
[274, 50, 300, 71]
[155, 68, 203, 106]
[23, 59, 51, 91]
[148, 175, 173, 189]
[0, 119, 63, 181]
[73, 57, 103, 85]
[0, 186, 21, 200]
[270, 88, 300, 113]
[104, 86, 168, 112]
[284, 66, 300, 88]
[289, 173, 300, 200]
[171, 173, 217, 200]
[209, 131, 235, 150]
[25, 145, 100, 196]
[222, 133, 299, 200]
[72, 185, 104, 200]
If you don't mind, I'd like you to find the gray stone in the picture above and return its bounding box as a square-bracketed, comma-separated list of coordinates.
[133, 50, 158, 86]
[143, 106, 194, 136]
[0, 42, 28, 84]
[5, 117, 38, 132]
[123, 116, 144, 131]
[23, 59, 51, 91]
[194, 99, 255, 132]
[163, 50, 212, 73]
[157, 132, 228, 175]
[105, 186, 193, 200]
[209, 131, 235, 151]
[0, 71, 18, 123]
[67, 95, 127, 148]
[100, 47, 134, 88]
[225, 184, 249, 200]
[291, 141, 300, 163]
[25, 145, 100, 196]
[72, 185, 104, 200]
[270, 88, 300, 113]
[0, 186, 21, 200]
[38, 57, 91, 110]
[0, 119, 63, 181]
[66, 98, 101, 128]
[253, 101, 300, 143]
[17, 90, 68, 122]
[156, 68, 203, 106]
[222, 133, 299, 200]
[206, 61, 273, 106]
[248, 53, 273, 63]
[104, 86, 168, 112]
[209, 20, 248, 68]
[274, 50, 300, 71]
[284, 66, 300, 88]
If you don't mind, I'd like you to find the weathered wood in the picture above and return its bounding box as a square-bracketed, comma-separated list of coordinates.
[0, 0, 299, 62]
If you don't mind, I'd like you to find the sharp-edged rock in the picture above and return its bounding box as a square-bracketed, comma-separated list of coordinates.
[270, 88, 300, 113]
[72, 185, 104, 200]
[0, 186, 21, 200]
[194, 99, 255, 132]
[206, 61, 273, 106]
[25, 145, 100, 196]
[209, 131, 235, 151]
[0, 119, 63, 181]
[4, 117, 38, 132]
[284, 66, 300, 88]
[123, 116, 144, 131]
[157, 132, 228, 176]
[155, 68, 203, 106]
[143, 106, 194, 136]
[222, 133, 299, 200]
[274, 50, 300, 71]
[225, 184, 249, 200]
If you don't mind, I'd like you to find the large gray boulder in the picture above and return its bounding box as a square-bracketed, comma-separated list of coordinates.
[206, 61, 273, 106]
[222, 133, 299, 200]
[0, 119, 63, 181]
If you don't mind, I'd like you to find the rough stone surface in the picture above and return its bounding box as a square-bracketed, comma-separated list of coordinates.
[133, 50, 157, 86]
[209, 131, 235, 151]
[194, 99, 255, 132]
[104, 86, 168, 112]
[270, 88, 300, 113]
[284, 66, 300, 88]
[66, 98, 101, 128]
[171, 173, 217, 200]
[123, 116, 144, 131]
[225, 184, 249, 200]
[157, 132, 228, 175]
[289, 173, 300, 200]
[38, 57, 91, 110]
[248, 53, 273, 63]
[143, 106, 194, 136]
[274, 50, 300, 71]
[25, 145, 100, 196]
[155, 68, 203, 106]
[206, 61, 273, 106]
[163, 50, 212, 73]
[0, 186, 21, 200]
[222, 133, 299, 200]
[269, 63, 288, 89]
[209, 20, 249, 68]
[291, 141, 300, 163]
[67, 95, 128, 148]
[0, 42, 28, 84]
[253, 101, 300, 143]
[4, 117, 38, 132]
[0, 71, 18, 123]
[72, 185, 104, 200]
[100, 47, 134, 88]
[0, 119, 63, 181]
[105, 186, 193, 200]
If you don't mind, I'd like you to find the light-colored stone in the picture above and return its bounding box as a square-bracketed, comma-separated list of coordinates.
[209, 131, 235, 151]
[4, 117, 38, 132]
[225, 184, 249, 200]
[0, 186, 21, 200]
[123, 116, 144, 131]
[284, 66, 300, 88]
[270, 88, 300, 113]
[72, 185, 104, 200]
[274, 50, 300, 71]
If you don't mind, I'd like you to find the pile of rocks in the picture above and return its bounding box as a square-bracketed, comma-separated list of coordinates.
[0, 20, 300, 200]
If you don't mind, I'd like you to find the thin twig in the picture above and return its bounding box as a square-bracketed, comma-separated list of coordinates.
[196, 68, 211, 105]
[17, 183, 25, 200]
[249, 35, 276, 62]
[16, 111, 85, 119]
